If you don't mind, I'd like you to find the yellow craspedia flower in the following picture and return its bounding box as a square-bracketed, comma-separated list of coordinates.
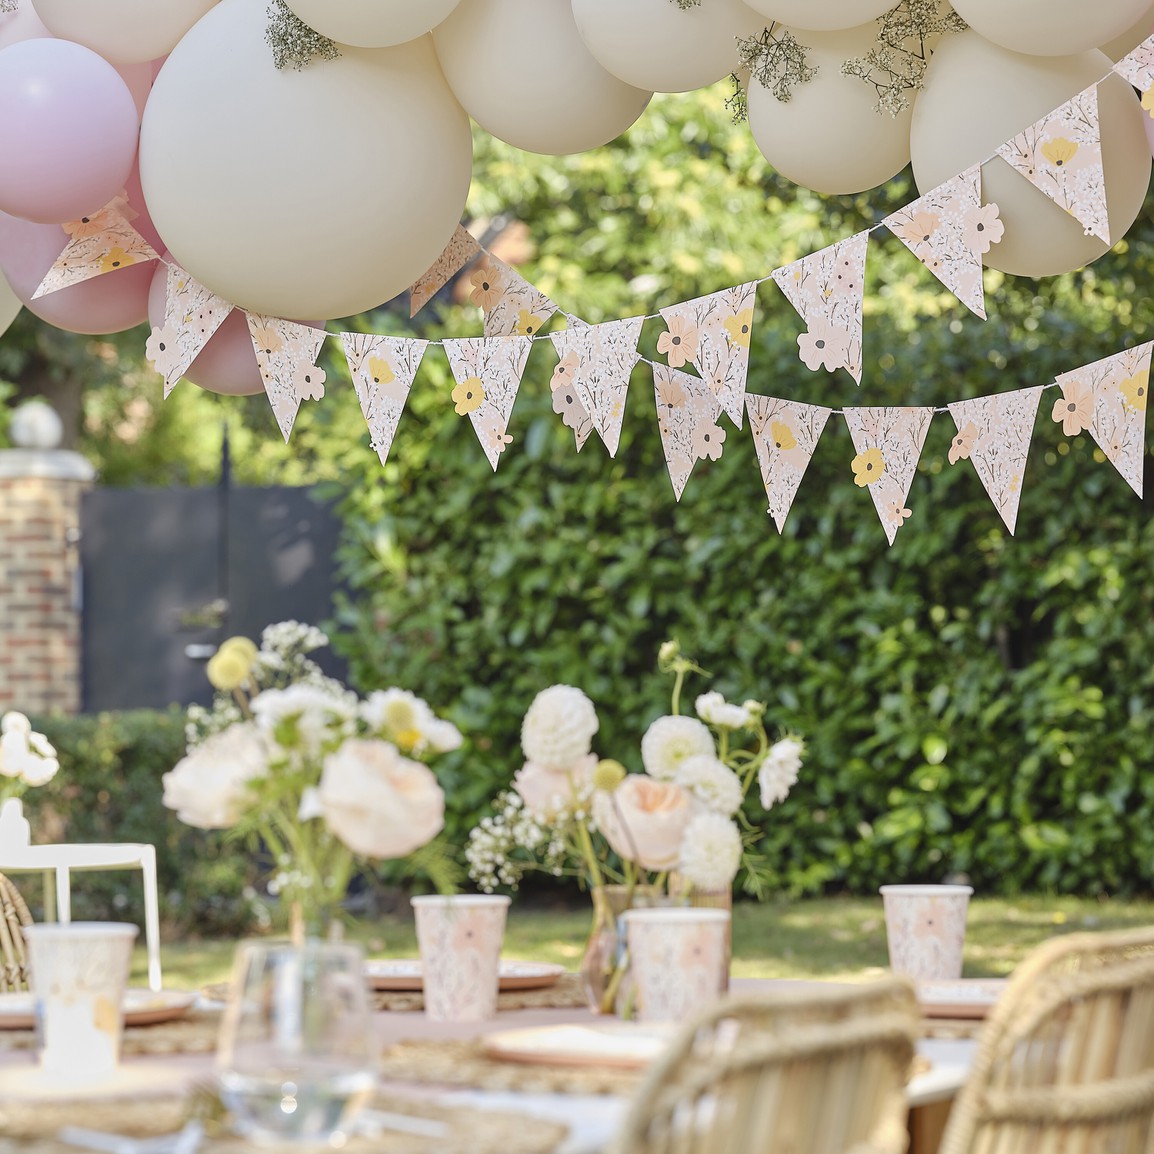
[219, 635, 258, 662]
[206, 644, 253, 691]
[592, 759, 627, 793]
[452, 376, 485, 415]
[1041, 137, 1077, 167]
[851, 447, 886, 487]
[770, 420, 797, 451]
[723, 309, 754, 349]
[1120, 370, 1148, 412]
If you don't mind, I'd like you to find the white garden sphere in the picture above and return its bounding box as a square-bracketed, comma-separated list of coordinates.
[948, 0, 1153, 58]
[570, 0, 766, 94]
[139, 0, 472, 319]
[30, 0, 220, 64]
[284, 0, 462, 49]
[741, 0, 891, 32]
[433, 0, 651, 155]
[747, 22, 913, 194]
[910, 31, 1150, 278]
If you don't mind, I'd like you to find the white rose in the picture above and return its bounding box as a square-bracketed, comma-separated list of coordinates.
[592, 775, 692, 872]
[520, 685, 599, 770]
[162, 723, 268, 829]
[640, 715, 715, 780]
[318, 738, 444, 859]
[512, 753, 597, 819]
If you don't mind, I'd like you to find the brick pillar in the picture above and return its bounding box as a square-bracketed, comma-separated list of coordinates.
[0, 449, 95, 716]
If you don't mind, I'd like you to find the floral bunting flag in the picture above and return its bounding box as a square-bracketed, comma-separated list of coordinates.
[443, 335, 533, 471]
[882, 167, 1001, 319]
[842, 406, 934, 545]
[466, 254, 557, 339]
[946, 387, 1043, 534]
[771, 231, 870, 384]
[549, 316, 645, 457]
[33, 197, 159, 300]
[247, 314, 328, 443]
[340, 333, 428, 466]
[653, 363, 728, 500]
[995, 84, 1110, 243]
[409, 224, 483, 318]
[1053, 342, 1152, 496]
[746, 395, 832, 532]
[146, 263, 234, 399]
[658, 282, 758, 427]
[1111, 34, 1154, 98]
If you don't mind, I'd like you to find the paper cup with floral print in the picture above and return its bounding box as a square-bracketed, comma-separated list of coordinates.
[621, 908, 731, 1022]
[411, 895, 510, 1022]
[23, 921, 138, 1079]
[880, 884, 973, 980]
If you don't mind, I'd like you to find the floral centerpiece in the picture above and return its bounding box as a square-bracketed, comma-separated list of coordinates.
[163, 621, 461, 939]
[0, 711, 59, 838]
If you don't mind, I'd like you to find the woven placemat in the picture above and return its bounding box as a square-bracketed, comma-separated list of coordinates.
[0, 1009, 222, 1056]
[0, 1090, 566, 1154]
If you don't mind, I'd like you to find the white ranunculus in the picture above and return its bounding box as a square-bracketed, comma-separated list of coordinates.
[520, 685, 599, 771]
[674, 754, 744, 817]
[694, 691, 757, 730]
[422, 717, 463, 754]
[250, 684, 357, 755]
[592, 774, 692, 872]
[162, 723, 269, 829]
[678, 812, 742, 891]
[758, 736, 805, 809]
[361, 687, 434, 738]
[640, 715, 715, 781]
[318, 738, 444, 859]
[513, 753, 597, 819]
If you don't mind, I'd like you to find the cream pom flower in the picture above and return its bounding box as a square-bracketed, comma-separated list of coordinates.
[513, 753, 597, 819]
[759, 736, 805, 809]
[520, 685, 599, 771]
[678, 812, 742, 891]
[674, 754, 743, 817]
[161, 723, 269, 829]
[694, 691, 757, 730]
[592, 775, 692, 871]
[0, 711, 59, 787]
[640, 715, 715, 781]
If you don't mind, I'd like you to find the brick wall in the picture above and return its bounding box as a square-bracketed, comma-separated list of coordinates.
[0, 451, 94, 717]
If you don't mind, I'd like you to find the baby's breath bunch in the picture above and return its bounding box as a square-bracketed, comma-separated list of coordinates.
[736, 24, 817, 105]
[264, 0, 341, 71]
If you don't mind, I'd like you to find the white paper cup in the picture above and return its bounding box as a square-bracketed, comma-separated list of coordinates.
[880, 884, 973, 980]
[411, 895, 510, 1021]
[22, 922, 138, 1079]
[621, 908, 731, 1022]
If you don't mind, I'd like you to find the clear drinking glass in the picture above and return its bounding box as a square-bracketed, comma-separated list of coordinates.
[215, 940, 376, 1144]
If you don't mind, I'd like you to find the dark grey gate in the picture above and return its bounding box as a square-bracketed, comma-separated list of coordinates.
[79, 484, 345, 711]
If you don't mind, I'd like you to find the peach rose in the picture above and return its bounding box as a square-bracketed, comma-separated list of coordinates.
[593, 775, 692, 871]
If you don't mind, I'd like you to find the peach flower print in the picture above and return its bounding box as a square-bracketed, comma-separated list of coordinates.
[550, 350, 580, 391]
[851, 447, 886, 487]
[250, 320, 283, 357]
[887, 500, 912, 527]
[657, 315, 700, 368]
[797, 318, 850, 373]
[656, 373, 687, 410]
[62, 207, 119, 239]
[1120, 370, 1148, 412]
[1051, 379, 1094, 436]
[948, 421, 979, 465]
[961, 203, 1004, 254]
[691, 422, 726, 461]
[293, 363, 325, 401]
[145, 324, 180, 376]
[452, 376, 485, 415]
[892, 211, 941, 255]
[552, 381, 585, 429]
[468, 262, 504, 311]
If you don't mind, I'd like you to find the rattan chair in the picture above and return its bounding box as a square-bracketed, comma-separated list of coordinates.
[607, 975, 920, 1154]
[0, 872, 32, 992]
[938, 925, 1154, 1154]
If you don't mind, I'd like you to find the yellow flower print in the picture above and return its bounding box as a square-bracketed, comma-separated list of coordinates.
[1041, 137, 1078, 168]
[514, 310, 547, 336]
[1143, 88, 1154, 117]
[100, 246, 136, 273]
[468, 262, 504, 311]
[723, 309, 754, 349]
[851, 447, 886, 487]
[368, 355, 394, 386]
[770, 420, 797, 451]
[656, 315, 700, 368]
[1120, 370, 1148, 412]
[452, 376, 485, 415]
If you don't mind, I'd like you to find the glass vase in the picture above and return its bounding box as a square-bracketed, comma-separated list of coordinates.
[579, 884, 666, 1016]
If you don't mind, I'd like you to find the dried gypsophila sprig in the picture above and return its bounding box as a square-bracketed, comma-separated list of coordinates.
[841, 0, 967, 117]
[0, 0, 18, 14]
[264, 0, 341, 71]
[737, 23, 817, 104]
[669, 0, 703, 7]
[725, 71, 749, 125]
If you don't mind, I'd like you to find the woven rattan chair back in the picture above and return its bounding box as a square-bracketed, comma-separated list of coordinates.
[607, 975, 919, 1154]
[939, 925, 1154, 1154]
[0, 872, 32, 992]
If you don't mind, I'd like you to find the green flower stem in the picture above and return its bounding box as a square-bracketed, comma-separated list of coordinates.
[575, 820, 606, 892]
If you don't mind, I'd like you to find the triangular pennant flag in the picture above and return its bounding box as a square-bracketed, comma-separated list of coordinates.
[882, 167, 1001, 319]
[247, 315, 329, 442]
[842, 406, 934, 545]
[409, 224, 483, 318]
[466, 254, 557, 338]
[1111, 34, 1154, 97]
[946, 387, 1043, 534]
[442, 336, 533, 470]
[746, 395, 832, 533]
[996, 84, 1109, 243]
[658, 282, 758, 427]
[146, 263, 233, 399]
[33, 198, 159, 300]
[653, 363, 728, 500]
[341, 333, 428, 466]
[549, 316, 644, 457]
[1053, 342, 1151, 496]
[771, 231, 870, 384]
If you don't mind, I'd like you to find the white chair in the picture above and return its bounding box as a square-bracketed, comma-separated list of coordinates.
[0, 799, 163, 992]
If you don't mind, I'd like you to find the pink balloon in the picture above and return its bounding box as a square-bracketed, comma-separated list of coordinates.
[117, 58, 153, 121]
[0, 38, 140, 223]
[0, 208, 152, 333]
[123, 158, 164, 253]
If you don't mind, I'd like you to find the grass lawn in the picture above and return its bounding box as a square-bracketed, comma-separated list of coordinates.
[134, 893, 1154, 991]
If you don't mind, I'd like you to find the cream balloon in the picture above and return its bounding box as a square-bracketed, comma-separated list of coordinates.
[433, 0, 651, 155]
[910, 31, 1151, 277]
[570, 0, 766, 94]
[30, 0, 219, 64]
[284, 0, 462, 49]
[746, 22, 913, 194]
[0, 266, 21, 339]
[1098, 3, 1154, 61]
[741, 0, 891, 32]
[948, 0, 1153, 58]
[139, 2, 472, 319]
